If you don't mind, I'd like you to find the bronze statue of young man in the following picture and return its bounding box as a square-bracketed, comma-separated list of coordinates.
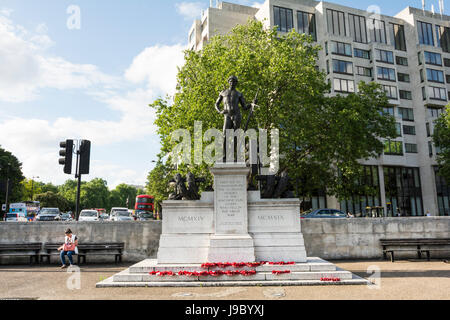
[215, 76, 254, 134]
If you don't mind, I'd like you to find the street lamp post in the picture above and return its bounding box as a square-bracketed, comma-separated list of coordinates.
[31, 176, 40, 201]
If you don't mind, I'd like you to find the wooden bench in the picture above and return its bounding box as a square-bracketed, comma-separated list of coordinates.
[40, 243, 124, 264]
[380, 238, 450, 262]
[0, 243, 42, 264]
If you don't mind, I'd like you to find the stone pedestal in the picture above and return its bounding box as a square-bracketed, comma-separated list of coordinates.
[207, 163, 255, 262]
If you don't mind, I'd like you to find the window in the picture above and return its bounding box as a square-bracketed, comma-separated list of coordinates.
[429, 141, 433, 157]
[334, 78, 355, 93]
[377, 67, 396, 81]
[426, 123, 431, 137]
[398, 107, 414, 121]
[405, 143, 418, 153]
[436, 25, 450, 53]
[426, 69, 445, 83]
[422, 86, 427, 100]
[384, 140, 403, 155]
[354, 48, 371, 59]
[297, 11, 316, 40]
[370, 19, 387, 43]
[434, 167, 450, 216]
[395, 123, 402, 137]
[331, 41, 352, 56]
[428, 87, 447, 100]
[349, 13, 367, 43]
[389, 23, 406, 51]
[398, 73, 410, 82]
[396, 56, 408, 66]
[418, 21, 434, 46]
[399, 90, 412, 100]
[403, 125, 416, 135]
[445, 58, 450, 67]
[419, 52, 423, 65]
[424, 51, 442, 65]
[375, 49, 394, 64]
[420, 69, 425, 82]
[333, 59, 353, 74]
[383, 106, 394, 116]
[326, 9, 346, 36]
[384, 167, 423, 216]
[383, 85, 398, 99]
[356, 66, 372, 77]
[274, 6, 293, 32]
[446, 75, 450, 83]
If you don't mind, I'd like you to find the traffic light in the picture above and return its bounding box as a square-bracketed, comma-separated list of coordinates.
[59, 140, 74, 174]
[79, 140, 91, 175]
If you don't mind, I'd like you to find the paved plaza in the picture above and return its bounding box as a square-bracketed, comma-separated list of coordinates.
[0, 260, 448, 300]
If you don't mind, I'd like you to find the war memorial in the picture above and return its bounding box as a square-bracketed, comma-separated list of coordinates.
[97, 76, 368, 287]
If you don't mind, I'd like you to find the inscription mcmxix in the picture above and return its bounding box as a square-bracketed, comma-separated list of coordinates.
[257, 215, 285, 221]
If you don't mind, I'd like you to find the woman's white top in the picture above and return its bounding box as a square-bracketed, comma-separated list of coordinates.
[64, 234, 78, 254]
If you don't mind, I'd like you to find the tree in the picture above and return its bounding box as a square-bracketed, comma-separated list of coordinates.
[110, 184, 139, 209]
[150, 20, 397, 199]
[20, 179, 43, 201]
[34, 192, 72, 212]
[0, 146, 25, 215]
[80, 178, 110, 210]
[433, 105, 450, 182]
[146, 160, 172, 213]
[57, 180, 79, 211]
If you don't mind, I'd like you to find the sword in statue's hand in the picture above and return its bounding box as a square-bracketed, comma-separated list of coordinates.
[245, 88, 260, 132]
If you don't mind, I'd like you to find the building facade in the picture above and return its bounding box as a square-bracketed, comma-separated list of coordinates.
[188, 0, 450, 217]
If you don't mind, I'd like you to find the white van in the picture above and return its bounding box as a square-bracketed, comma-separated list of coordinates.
[6, 203, 28, 222]
[79, 210, 100, 222]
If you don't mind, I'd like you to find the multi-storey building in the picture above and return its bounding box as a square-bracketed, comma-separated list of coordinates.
[188, 0, 450, 217]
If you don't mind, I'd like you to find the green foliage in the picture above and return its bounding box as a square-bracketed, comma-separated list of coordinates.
[34, 192, 71, 212]
[433, 105, 450, 182]
[150, 20, 397, 200]
[110, 184, 140, 209]
[80, 178, 110, 210]
[146, 160, 172, 213]
[0, 146, 25, 207]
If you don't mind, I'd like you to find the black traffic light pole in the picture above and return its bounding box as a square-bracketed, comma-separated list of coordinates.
[59, 139, 90, 221]
[75, 142, 81, 222]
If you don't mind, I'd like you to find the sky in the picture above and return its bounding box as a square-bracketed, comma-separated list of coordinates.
[0, 0, 448, 190]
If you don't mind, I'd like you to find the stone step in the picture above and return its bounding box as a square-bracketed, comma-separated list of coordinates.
[114, 270, 352, 282]
[128, 258, 336, 274]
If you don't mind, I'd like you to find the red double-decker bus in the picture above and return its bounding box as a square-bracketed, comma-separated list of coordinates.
[135, 195, 155, 220]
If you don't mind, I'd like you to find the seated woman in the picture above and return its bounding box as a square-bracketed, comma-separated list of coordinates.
[58, 228, 78, 269]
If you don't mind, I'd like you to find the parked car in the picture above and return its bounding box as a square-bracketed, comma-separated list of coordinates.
[136, 211, 154, 221]
[5, 212, 27, 222]
[36, 208, 61, 221]
[110, 208, 133, 221]
[301, 209, 347, 219]
[79, 210, 100, 222]
[60, 213, 73, 221]
[99, 213, 110, 221]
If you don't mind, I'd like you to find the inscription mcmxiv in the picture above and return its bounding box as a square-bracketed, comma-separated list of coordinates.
[178, 216, 205, 222]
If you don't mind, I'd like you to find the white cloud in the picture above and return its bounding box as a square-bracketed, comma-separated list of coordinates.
[0, 11, 117, 103]
[125, 44, 185, 96]
[0, 11, 187, 188]
[175, 2, 205, 20]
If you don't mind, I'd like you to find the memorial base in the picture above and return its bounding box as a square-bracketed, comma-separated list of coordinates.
[207, 234, 256, 263]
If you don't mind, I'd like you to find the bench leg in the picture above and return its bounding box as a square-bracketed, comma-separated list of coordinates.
[390, 251, 395, 263]
[383, 247, 387, 260]
[418, 246, 422, 260]
[426, 251, 431, 261]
